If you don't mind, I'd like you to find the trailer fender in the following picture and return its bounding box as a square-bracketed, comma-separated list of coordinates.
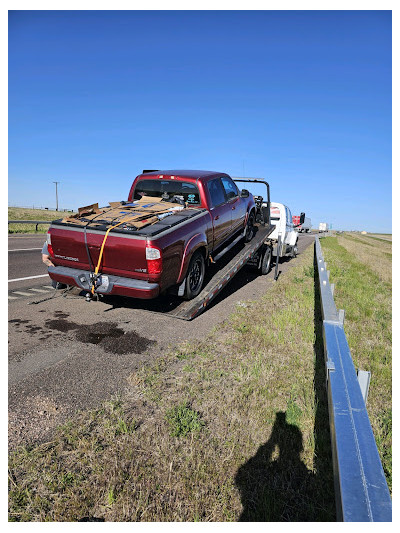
[177, 233, 208, 284]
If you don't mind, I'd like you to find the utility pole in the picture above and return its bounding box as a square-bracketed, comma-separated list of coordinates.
[53, 181, 60, 211]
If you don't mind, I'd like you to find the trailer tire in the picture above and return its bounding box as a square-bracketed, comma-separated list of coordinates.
[260, 246, 272, 275]
[244, 212, 255, 242]
[183, 250, 205, 300]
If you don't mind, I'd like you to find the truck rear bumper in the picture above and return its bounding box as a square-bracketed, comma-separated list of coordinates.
[48, 266, 160, 299]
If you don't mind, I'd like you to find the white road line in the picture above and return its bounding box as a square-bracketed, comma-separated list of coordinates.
[8, 296, 18, 300]
[9, 248, 42, 252]
[12, 291, 35, 297]
[8, 274, 49, 283]
[29, 288, 51, 293]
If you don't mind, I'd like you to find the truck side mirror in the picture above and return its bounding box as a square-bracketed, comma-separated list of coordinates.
[240, 189, 250, 198]
[300, 212, 305, 224]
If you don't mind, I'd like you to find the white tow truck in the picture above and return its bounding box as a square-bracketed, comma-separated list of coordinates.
[245, 197, 303, 278]
[266, 202, 300, 259]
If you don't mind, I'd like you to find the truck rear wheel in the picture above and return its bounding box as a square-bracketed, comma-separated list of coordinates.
[260, 246, 272, 275]
[184, 251, 205, 300]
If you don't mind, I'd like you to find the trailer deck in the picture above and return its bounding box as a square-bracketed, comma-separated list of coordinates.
[100, 223, 274, 320]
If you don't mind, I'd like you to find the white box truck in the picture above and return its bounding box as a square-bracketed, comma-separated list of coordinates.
[319, 222, 328, 232]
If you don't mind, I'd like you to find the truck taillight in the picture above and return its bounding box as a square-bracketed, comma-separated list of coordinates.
[146, 245, 162, 275]
[46, 232, 54, 257]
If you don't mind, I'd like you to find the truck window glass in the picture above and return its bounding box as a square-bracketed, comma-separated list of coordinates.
[221, 177, 239, 200]
[133, 179, 201, 204]
[207, 179, 227, 208]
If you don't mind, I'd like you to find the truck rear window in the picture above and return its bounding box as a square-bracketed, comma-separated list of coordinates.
[133, 179, 201, 205]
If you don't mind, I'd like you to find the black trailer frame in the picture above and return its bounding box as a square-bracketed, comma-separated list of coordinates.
[163, 178, 274, 319]
[166, 222, 274, 320]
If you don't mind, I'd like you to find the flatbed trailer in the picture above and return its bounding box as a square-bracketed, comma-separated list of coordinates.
[98, 221, 274, 320]
[162, 222, 274, 319]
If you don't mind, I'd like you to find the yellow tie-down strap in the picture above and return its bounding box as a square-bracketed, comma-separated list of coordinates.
[90, 213, 148, 294]
[90, 202, 181, 293]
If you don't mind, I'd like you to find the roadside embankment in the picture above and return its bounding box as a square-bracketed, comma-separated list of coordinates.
[8, 207, 75, 234]
[9, 244, 338, 521]
[9, 235, 392, 521]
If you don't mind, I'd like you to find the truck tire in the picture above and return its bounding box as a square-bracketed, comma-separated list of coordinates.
[184, 251, 205, 300]
[291, 241, 298, 258]
[244, 212, 255, 242]
[260, 246, 272, 275]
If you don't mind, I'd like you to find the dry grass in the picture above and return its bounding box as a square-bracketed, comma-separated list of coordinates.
[335, 234, 392, 283]
[367, 233, 392, 241]
[9, 245, 335, 521]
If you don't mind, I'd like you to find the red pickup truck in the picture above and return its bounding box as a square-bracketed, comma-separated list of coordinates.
[47, 170, 256, 300]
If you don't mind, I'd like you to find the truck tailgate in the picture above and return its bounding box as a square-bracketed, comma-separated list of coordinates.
[49, 225, 148, 279]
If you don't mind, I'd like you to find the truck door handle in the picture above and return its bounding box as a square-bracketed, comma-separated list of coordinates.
[215, 215, 220, 220]
[232, 206, 236, 210]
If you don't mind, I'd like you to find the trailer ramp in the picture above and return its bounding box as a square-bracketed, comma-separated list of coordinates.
[100, 224, 273, 320]
[164, 223, 274, 320]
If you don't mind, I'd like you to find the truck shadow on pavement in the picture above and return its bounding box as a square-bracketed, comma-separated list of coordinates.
[234, 251, 336, 521]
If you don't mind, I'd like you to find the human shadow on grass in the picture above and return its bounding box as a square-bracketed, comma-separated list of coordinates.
[235, 411, 316, 521]
[234, 250, 336, 521]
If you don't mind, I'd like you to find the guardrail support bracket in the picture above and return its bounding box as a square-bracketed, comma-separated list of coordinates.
[326, 359, 335, 382]
[357, 369, 371, 404]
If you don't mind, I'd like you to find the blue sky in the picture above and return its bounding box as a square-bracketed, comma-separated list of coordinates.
[8, 10, 392, 232]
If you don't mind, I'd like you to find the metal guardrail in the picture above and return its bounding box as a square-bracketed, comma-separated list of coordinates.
[8, 205, 73, 211]
[315, 236, 391, 521]
[8, 220, 51, 231]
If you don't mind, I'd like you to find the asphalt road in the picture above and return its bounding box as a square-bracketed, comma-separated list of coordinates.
[8, 234, 49, 291]
[8, 232, 315, 449]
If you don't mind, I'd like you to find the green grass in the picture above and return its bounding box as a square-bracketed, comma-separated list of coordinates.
[165, 403, 205, 438]
[320, 237, 392, 490]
